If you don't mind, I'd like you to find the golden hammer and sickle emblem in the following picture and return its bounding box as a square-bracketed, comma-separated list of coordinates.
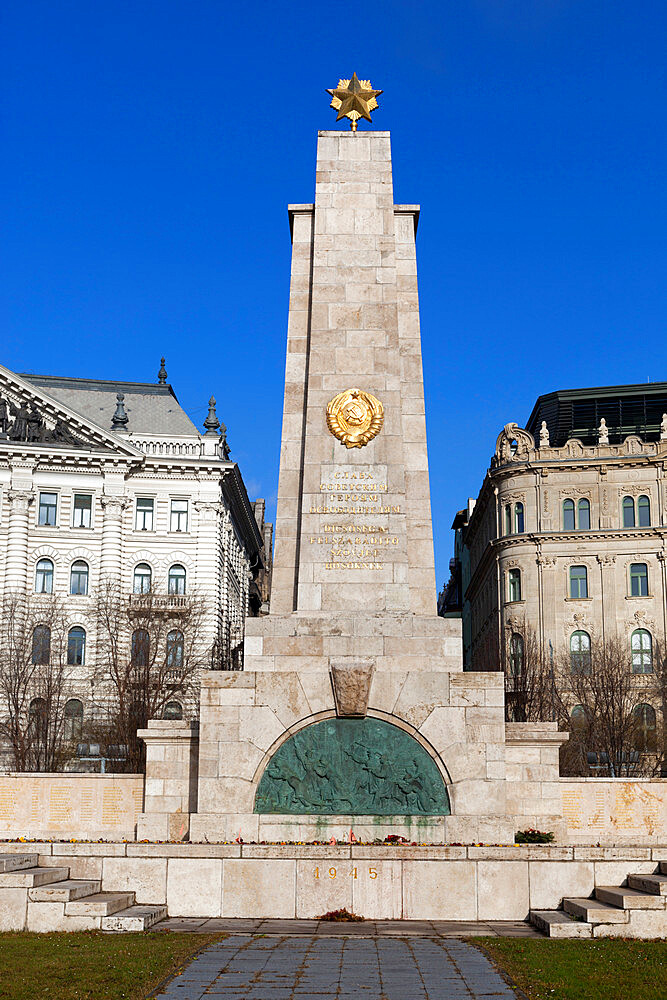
[326, 388, 384, 449]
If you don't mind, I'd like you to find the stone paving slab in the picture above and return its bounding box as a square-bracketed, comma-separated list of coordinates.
[153, 917, 539, 937]
[152, 935, 520, 999]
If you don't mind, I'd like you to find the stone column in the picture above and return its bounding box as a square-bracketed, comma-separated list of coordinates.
[193, 500, 222, 652]
[136, 720, 199, 842]
[597, 553, 617, 643]
[5, 490, 34, 592]
[99, 496, 128, 583]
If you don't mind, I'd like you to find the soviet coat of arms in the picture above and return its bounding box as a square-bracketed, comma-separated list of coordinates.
[326, 388, 384, 449]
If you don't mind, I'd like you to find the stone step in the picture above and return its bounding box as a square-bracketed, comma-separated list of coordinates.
[595, 886, 665, 910]
[628, 874, 667, 896]
[659, 861, 667, 877]
[65, 892, 135, 917]
[0, 866, 69, 888]
[563, 897, 628, 924]
[0, 853, 39, 873]
[29, 879, 101, 903]
[530, 910, 592, 938]
[101, 904, 168, 932]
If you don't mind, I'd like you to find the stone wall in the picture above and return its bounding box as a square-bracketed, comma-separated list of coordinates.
[1, 840, 664, 921]
[560, 779, 667, 844]
[0, 773, 143, 840]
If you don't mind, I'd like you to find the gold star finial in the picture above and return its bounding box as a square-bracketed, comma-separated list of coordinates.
[326, 73, 383, 132]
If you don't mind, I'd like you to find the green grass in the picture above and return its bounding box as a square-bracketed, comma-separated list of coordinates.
[0, 931, 220, 1000]
[478, 938, 667, 1000]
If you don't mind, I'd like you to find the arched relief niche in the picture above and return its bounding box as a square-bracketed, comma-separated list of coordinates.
[254, 717, 451, 816]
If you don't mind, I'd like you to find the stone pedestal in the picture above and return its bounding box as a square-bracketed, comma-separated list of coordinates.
[137, 721, 199, 842]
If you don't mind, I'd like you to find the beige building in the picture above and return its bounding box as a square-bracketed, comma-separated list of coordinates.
[451, 382, 667, 737]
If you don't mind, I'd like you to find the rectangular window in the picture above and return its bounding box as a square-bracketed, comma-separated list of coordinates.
[38, 492, 58, 526]
[72, 494, 92, 528]
[630, 563, 648, 597]
[170, 499, 188, 532]
[508, 569, 522, 602]
[570, 566, 588, 599]
[135, 497, 154, 531]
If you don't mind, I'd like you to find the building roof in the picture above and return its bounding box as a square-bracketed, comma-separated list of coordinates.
[526, 381, 667, 448]
[20, 374, 199, 437]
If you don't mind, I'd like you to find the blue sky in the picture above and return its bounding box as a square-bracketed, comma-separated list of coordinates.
[2, 1, 666, 587]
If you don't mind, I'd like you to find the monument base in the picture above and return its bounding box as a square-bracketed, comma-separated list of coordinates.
[188, 812, 518, 846]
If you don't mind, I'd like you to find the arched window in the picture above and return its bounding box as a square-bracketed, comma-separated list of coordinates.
[163, 701, 183, 720]
[64, 699, 83, 741]
[28, 698, 48, 742]
[562, 499, 575, 531]
[166, 630, 184, 670]
[570, 630, 591, 674]
[67, 627, 86, 666]
[630, 562, 648, 597]
[577, 498, 591, 530]
[35, 558, 54, 594]
[133, 563, 152, 594]
[509, 633, 524, 675]
[631, 629, 653, 674]
[70, 560, 89, 596]
[514, 502, 525, 534]
[637, 495, 651, 527]
[31, 625, 51, 665]
[570, 705, 588, 731]
[504, 505, 512, 535]
[131, 629, 150, 667]
[569, 565, 588, 599]
[168, 564, 186, 595]
[622, 495, 635, 528]
[633, 704, 657, 753]
[508, 568, 522, 602]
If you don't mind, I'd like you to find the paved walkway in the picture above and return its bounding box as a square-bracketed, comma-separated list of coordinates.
[153, 935, 520, 999]
[155, 917, 538, 937]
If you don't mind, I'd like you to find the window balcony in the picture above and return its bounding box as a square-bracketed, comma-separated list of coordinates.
[128, 593, 188, 612]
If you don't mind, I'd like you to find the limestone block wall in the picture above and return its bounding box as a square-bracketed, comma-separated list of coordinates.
[560, 778, 667, 844]
[2, 841, 665, 921]
[137, 720, 199, 842]
[190, 668, 519, 844]
[0, 773, 143, 840]
[243, 612, 462, 673]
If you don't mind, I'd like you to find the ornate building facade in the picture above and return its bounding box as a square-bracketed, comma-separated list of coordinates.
[0, 360, 267, 756]
[448, 381, 667, 741]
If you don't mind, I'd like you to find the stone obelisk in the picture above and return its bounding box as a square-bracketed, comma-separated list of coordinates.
[188, 101, 519, 846]
[243, 127, 461, 672]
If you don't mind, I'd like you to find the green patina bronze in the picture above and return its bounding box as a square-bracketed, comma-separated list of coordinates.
[254, 718, 450, 815]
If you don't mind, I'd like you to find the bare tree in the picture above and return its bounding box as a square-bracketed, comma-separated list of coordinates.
[91, 580, 212, 771]
[0, 591, 74, 771]
[553, 635, 665, 777]
[503, 620, 555, 723]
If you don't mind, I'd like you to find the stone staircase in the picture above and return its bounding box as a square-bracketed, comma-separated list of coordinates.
[0, 853, 166, 932]
[531, 861, 667, 938]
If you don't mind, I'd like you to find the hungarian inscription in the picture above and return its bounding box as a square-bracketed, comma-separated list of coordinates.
[308, 464, 404, 572]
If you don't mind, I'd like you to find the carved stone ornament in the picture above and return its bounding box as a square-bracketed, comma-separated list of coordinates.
[630, 609, 655, 629]
[501, 492, 526, 504]
[539, 420, 550, 447]
[596, 553, 616, 566]
[536, 554, 557, 567]
[493, 423, 535, 465]
[0, 391, 84, 447]
[7, 489, 34, 512]
[326, 388, 384, 449]
[253, 717, 450, 816]
[330, 659, 374, 717]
